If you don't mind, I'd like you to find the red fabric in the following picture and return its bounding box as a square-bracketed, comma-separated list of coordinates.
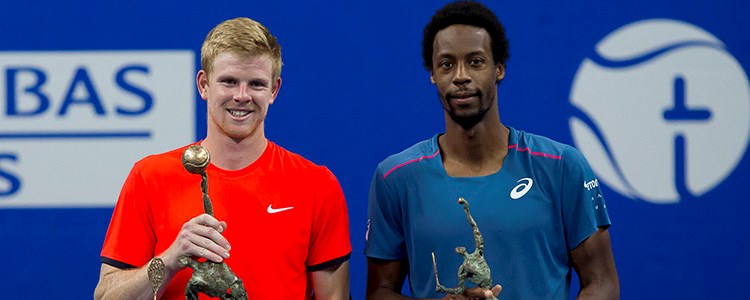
[101, 141, 351, 299]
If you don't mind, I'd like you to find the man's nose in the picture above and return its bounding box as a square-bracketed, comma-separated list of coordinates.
[453, 63, 471, 86]
[234, 84, 252, 102]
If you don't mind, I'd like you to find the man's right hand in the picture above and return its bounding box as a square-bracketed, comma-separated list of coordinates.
[161, 213, 231, 273]
[94, 214, 232, 300]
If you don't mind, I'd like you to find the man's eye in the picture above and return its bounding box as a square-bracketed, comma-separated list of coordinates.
[439, 61, 453, 69]
[250, 81, 267, 87]
[469, 58, 484, 66]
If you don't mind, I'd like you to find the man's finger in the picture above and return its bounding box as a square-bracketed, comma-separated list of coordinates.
[492, 284, 502, 296]
[192, 214, 223, 230]
[219, 221, 227, 233]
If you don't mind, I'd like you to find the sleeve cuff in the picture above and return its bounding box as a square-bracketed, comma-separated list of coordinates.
[307, 252, 351, 272]
[101, 256, 137, 270]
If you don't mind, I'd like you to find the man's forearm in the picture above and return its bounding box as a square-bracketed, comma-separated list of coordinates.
[94, 262, 178, 300]
[95, 267, 152, 300]
[576, 278, 620, 300]
[311, 260, 350, 300]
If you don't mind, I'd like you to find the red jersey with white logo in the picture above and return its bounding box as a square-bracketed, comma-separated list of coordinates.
[101, 141, 351, 299]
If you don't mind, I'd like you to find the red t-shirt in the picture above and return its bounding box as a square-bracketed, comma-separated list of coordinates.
[100, 141, 351, 299]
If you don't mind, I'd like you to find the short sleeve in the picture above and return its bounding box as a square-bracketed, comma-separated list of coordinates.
[364, 167, 406, 260]
[560, 147, 612, 250]
[306, 167, 352, 271]
[100, 161, 155, 269]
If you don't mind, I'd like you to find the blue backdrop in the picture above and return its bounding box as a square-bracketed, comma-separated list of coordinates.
[0, 0, 748, 299]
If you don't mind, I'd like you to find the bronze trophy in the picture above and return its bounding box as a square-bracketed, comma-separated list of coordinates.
[431, 197, 499, 300]
[178, 145, 248, 299]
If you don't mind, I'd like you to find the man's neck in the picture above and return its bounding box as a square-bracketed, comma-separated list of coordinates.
[201, 132, 267, 171]
[439, 114, 509, 177]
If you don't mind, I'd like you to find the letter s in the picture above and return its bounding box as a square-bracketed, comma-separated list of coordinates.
[115, 65, 153, 116]
[0, 153, 21, 197]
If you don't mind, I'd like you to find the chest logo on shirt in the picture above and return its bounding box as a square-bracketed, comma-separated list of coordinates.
[267, 204, 294, 214]
[510, 177, 534, 200]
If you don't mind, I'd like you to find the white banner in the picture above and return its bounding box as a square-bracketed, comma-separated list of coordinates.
[0, 51, 195, 207]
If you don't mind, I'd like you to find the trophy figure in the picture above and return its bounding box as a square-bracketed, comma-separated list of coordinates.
[178, 145, 248, 300]
[431, 198, 499, 300]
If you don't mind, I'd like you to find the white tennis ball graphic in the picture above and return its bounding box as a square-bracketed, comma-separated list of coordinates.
[569, 19, 750, 204]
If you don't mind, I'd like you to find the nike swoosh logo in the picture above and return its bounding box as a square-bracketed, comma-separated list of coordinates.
[267, 204, 294, 214]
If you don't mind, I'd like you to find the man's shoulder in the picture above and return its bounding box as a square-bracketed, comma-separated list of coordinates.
[376, 135, 441, 179]
[270, 141, 324, 169]
[509, 127, 594, 175]
[268, 141, 336, 181]
[510, 127, 576, 160]
[132, 144, 190, 172]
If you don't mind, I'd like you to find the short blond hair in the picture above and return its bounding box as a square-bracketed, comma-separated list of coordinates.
[201, 17, 282, 81]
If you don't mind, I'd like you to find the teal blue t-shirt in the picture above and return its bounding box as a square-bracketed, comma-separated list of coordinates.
[365, 127, 611, 299]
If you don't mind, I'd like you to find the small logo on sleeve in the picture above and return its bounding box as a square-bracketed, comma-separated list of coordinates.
[365, 219, 371, 241]
[584, 178, 600, 191]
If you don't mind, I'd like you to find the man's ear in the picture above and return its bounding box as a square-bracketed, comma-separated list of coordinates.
[430, 73, 436, 84]
[268, 77, 282, 105]
[496, 64, 505, 81]
[196, 70, 208, 100]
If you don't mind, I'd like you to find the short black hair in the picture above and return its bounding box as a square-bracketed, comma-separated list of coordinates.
[422, 0, 509, 71]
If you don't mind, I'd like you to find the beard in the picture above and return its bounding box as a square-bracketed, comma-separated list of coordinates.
[449, 109, 489, 130]
[441, 91, 493, 130]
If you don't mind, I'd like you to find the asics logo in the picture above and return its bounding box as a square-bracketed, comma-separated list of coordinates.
[267, 204, 294, 214]
[510, 178, 534, 200]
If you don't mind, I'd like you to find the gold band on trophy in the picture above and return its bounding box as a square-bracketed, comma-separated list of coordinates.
[147, 257, 165, 300]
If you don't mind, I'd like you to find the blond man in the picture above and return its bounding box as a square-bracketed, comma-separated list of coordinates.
[94, 17, 351, 300]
